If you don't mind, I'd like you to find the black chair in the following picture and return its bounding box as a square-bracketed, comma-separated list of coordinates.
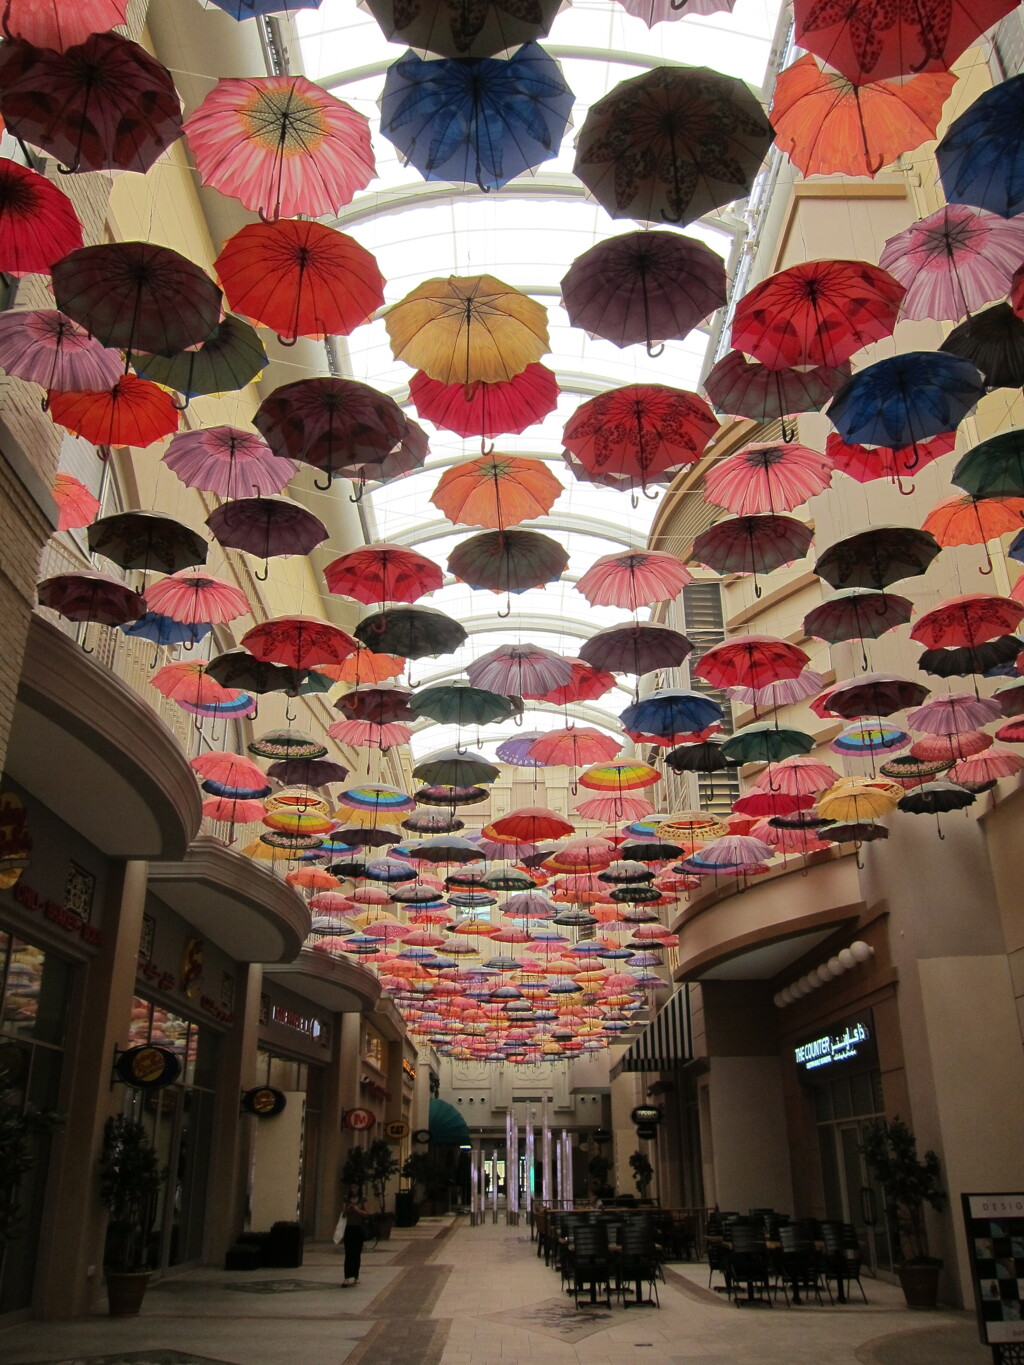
[728, 1222, 773, 1308]
[569, 1223, 612, 1308]
[821, 1222, 868, 1304]
[616, 1221, 661, 1308]
[778, 1224, 826, 1306]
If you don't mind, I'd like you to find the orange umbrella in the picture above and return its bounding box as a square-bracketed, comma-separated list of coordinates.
[922, 495, 1024, 572]
[286, 867, 341, 892]
[315, 644, 406, 685]
[151, 660, 237, 708]
[52, 472, 99, 530]
[770, 54, 956, 178]
[430, 452, 562, 529]
[215, 220, 385, 344]
[48, 376, 179, 448]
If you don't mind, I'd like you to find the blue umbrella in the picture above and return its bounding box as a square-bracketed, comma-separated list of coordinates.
[619, 689, 723, 738]
[936, 74, 1024, 218]
[121, 611, 211, 648]
[1009, 528, 1024, 563]
[204, 0, 322, 17]
[828, 352, 986, 448]
[379, 43, 574, 191]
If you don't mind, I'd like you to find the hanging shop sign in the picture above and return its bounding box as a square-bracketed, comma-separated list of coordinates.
[635, 1124, 659, 1141]
[114, 1044, 181, 1091]
[961, 1193, 1024, 1346]
[242, 1086, 287, 1118]
[344, 1107, 376, 1131]
[385, 1119, 410, 1140]
[412, 1128, 432, 1144]
[630, 1105, 662, 1127]
[592, 1128, 612, 1144]
[793, 1011, 877, 1078]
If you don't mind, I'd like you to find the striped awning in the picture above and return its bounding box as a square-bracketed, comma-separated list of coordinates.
[619, 987, 693, 1072]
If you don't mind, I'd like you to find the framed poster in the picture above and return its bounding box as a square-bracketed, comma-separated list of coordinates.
[962, 1193, 1024, 1345]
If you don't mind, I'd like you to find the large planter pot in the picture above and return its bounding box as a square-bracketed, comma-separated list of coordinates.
[897, 1261, 942, 1309]
[106, 1270, 151, 1316]
[375, 1214, 395, 1241]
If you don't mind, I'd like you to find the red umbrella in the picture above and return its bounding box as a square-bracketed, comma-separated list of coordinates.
[0, 159, 82, 275]
[827, 430, 956, 486]
[145, 570, 250, 625]
[48, 377, 179, 448]
[324, 543, 443, 605]
[242, 616, 357, 670]
[37, 570, 144, 627]
[2, 0, 130, 49]
[254, 377, 407, 489]
[705, 441, 833, 516]
[52, 473, 99, 531]
[489, 808, 575, 842]
[694, 634, 810, 691]
[732, 260, 905, 370]
[911, 593, 1024, 649]
[563, 384, 718, 495]
[335, 685, 413, 725]
[528, 730, 623, 767]
[215, 219, 385, 344]
[408, 363, 558, 440]
[527, 657, 616, 704]
[574, 549, 692, 610]
[0, 33, 183, 173]
[151, 660, 238, 708]
[327, 717, 412, 749]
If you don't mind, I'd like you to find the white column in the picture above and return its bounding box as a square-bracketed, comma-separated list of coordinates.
[469, 1148, 479, 1226]
[525, 1106, 535, 1219]
[561, 1130, 573, 1203]
[490, 1150, 499, 1223]
[541, 1096, 553, 1203]
[509, 1113, 519, 1223]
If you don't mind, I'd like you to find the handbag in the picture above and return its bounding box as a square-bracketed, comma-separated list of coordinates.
[333, 1212, 347, 1244]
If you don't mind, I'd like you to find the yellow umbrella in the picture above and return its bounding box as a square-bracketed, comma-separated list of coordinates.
[384, 274, 550, 386]
[817, 777, 900, 823]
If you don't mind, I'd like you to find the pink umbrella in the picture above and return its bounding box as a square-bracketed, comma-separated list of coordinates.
[183, 74, 375, 221]
[753, 754, 838, 795]
[826, 430, 956, 486]
[573, 793, 655, 822]
[880, 206, 1024, 323]
[467, 643, 573, 696]
[528, 729, 623, 767]
[612, 0, 735, 23]
[749, 819, 834, 854]
[151, 660, 237, 708]
[910, 731, 991, 762]
[145, 570, 251, 625]
[574, 549, 692, 609]
[0, 309, 122, 396]
[163, 426, 297, 499]
[2, 0, 129, 48]
[326, 717, 413, 748]
[705, 441, 833, 516]
[51, 473, 100, 531]
[906, 693, 1001, 735]
[727, 668, 825, 709]
[202, 795, 266, 825]
[690, 834, 774, 867]
[948, 748, 1024, 784]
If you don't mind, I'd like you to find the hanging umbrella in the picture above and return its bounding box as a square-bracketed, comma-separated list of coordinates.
[528, 729, 623, 768]
[207, 650, 326, 699]
[911, 731, 992, 765]
[163, 427, 296, 501]
[705, 442, 833, 517]
[409, 364, 558, 441]
[204, 0, 324, 15]
[0, 32, 183, 173]
[409, 683, 516, 727]
[922, 495, 1024, 556]
[328, 718, 413, 749]
[379, 42, 573, 192]
[0, 159, 82, 276]
[575, 792, 655, 823]
[949, 748, 1024, 786]
[691, 514, 813, 585]
[733, 259, 905, 371]
[51, 473, 99, 532]
[694, 634, 810, 691]
[430, 453, 561, 529]
[490, 808, 575, 842]
[733, 788, 815, 818]
[334, 685, 413, 725]
[37, 570, 144, 627]
[0, 310, 121, 398]
[412, 749, 501, 786]
[911, 593, 1024, 649]
[664, 739, 730, 778]
[722, 723, 816, 766]
[770, 54, 955, 178]
[495, 732, 546, 766]
[704, 349, 850, 433]
[53, 241, 221, 359]
[824, 671, 929, 719]
[266, 757, 350, 787]
[817, 777, 901, 823]
[939, 304, 1024, 390]
[242, 617, 357, 670]
[338, 785, 417, 818]
[402, 810, 465, 833]
[561, 230, 727, 355]
[793, 0, 1015, 83]
[754, 754, 837, 796]
[727, 668, 826, 710]
[573, 65, 772, 227]
[448, 529, 568, 599]
[827, 431, 956, 487]
[831, 722, 909, 754]
[918, 636, 1022, 678]
[346, 418, 429, 494]
[415, 784, 490, 806]
[354, 605, 467, 659]
[880, 205, 1024, 323]
[364, 0, 562, 56]
[255, 377, 408, 489]
[685, 833, 774, 868]
[574, 550, 692, 610]
[814, 526, 942, 590]
[619, 690, 723, 739]
[879, 754, 951, 783]
[804, 588, 913, 648]
[206, 497, 328, 579]
[145, 570, 250, 625]
[88, 511, 206, 576]
[324, 543, 442, 605]
[385, 274, 549, 386]
[215, 220, 385, 344]
[151, 660, 238, 709]
[906, 692, 1001, 735]
[203, 795, 266, 826]
[580, 622, 694, 677]
[613, 0, 735, 22]
[828, 352, 986, 449]
[937, 74, 1024, 219]
[319, 644, 405, 686]
[953, 430, 1024, 499]
[184, 73, 375, 220]
[2, 0, 130, 47]
[531, 657, 615, 704]
[563, 384, 718, 494]
[995, 682, 1024, 717]
[897, 779, 976, 818]
[467, 643, 572, 696]
[47, 377, 179, 448]
[133, 316, 268, 404]
[250, 730, 328, 761]
[996, 720, 1024, 742]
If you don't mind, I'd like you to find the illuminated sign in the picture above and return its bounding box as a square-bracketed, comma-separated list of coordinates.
[402, 1059, 417, 1081]
[794, 1014, 876, 1075]
[115, 1045, 181, 1091]
[271, 1003, 325, 1041]
[242, 1087, 287, 1117]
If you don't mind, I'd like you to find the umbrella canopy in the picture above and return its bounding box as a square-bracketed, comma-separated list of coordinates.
[827, 430, 957, 486]
[0, 32, 183, 173]
[561, 230, 727, 355]
[0, 159, 82, 276]
[448, 528, 568, 595]
[575, 550, 692, 610]
[364, 0, 563, 56]
[824, 672, 929, 719]
[266, 758, 350, 787]
[413, 749, 501, 786]
[133, 315, 268, 401]
[151, 661, 237, 709]
[804, 589, 913, 645]
[691, 514, 813, 580]
[939, 305, 1024, 391]
[145, 570, 250, 625]
[694, 634, 810, 690]
[37, 570, 144, 626]
[911, 593, 1024, 649]
[467, 643, 572, 696]
[770, 54, 955, 178]
[184, 73, 375, 220]
[918, 636, 1022, 678]
[496, 732, 546, 766]
[613, 0, 735, 22]
[409, 683, 517, 727]
[705, 442, 833, 517]
[320, 644, 405, 686]
[163, 427, 296, 501]
[817, 778, 901, 823]
[814, 526, 942, 590]
[664, 739, 730, 777]
[953, 430, 1024, 499]
[354, 605, 467, 659]
[619, 689, 723, 738]
[573, 64, 772, 227]
[206, 0, 324, 14]
[880, 205, 1024, 322]
[528, 729, 623, 768]
[215, 220, 385, 343]
[88, 512, 206, 576]
[922, 494, 1024, 548]
[430, 453, 561, 529]
[242, 617, 357, 670]
[207, 497, 328, 569]
[727, 668, 826, 710]
[335, 685, 413, 725]
[563, 384, 718, 493]
[897, 780, 976, 816]
[532, 657, 616, 705]
[906, 693, 1001, 735]
[490, 808, 575, 842]
[0, 310, 121, 395]
[2, 0, 130, 47]
[911, 730, 993, 762]
[409, 364, 558, 440]
[51, 473, 100, 532]
[328, 718, 413, 749]
[732, 259, 905, 370]
[379, 43, 573, 192]
[948, 748, 1024, 784]
[704, 349, 850, 428]
[48, 377, 179, 448]
[754, 754, 838, 796]
[250, 730, 328, 760]
[324, 543, 442, 605]
[828, 352, 986, 448]
[207, 650, 325, 698]
[580, 622, 694, 676]
[255, 376, 408, 486]
[385, 274, 549, 386]
[937, 73, 1024, 219]
[721, 723, 815, 765]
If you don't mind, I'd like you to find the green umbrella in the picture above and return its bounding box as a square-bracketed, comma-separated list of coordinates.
[953, 428, 1024, 498]
[481, 867, 536, 891]
[409, 682, 519, 727]
[721, 722, 815, 766]
[412, 747, 501, 786]
[133, 314, 268, 404]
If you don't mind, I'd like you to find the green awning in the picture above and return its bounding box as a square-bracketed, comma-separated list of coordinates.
[429, 1096, 470, 1145]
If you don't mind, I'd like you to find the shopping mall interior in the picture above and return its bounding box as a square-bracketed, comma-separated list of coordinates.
[0, 0, 1023, 1361]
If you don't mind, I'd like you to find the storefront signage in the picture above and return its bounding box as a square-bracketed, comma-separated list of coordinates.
[115, 1044, 181, 1091]
[385, 1120, 410, 1140]
[630, 1105, 662, 1126]
[242, 1086, 287, 1118]
[200, 993, 235, 1026]
[794, 1014, 876, 1075]
[12, 880, 102, 946]
[962, 1193, 1024, 1344]
[413, 1128, 431, 1144]
[0, 792, 31, 888]
[344, 1107, 375, 1131]
[402, 1059, 417, 1081]
[271, 1002, 326, 1042]
[137, 956, 177, 994]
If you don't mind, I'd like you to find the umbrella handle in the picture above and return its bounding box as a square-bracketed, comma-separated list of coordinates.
[255, 561, 270, 582]
[646, 341, 665, 359]
[643, 485, 660, 500]
[315, 472, 333, 492]
[276, 334, 299, 348]
[173, 395, 191, 412]
[781, 419, 797, 443]
[350, 480, 367, 504]
[40, 396, 49, 413]
[285, 700, 297, 723]
[659, 209, 683, 225]
[479, 438, 495, 456]
[498, 598, 512, 619]
[896, 476, 915, 497]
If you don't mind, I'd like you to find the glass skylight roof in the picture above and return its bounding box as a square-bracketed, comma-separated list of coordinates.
[296, 0, 783, 757]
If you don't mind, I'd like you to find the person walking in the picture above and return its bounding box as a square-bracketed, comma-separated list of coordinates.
[341, 1185, 370, 1286]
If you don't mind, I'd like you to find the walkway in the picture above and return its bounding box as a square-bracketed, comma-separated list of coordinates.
[0, 1218, 993, 1365]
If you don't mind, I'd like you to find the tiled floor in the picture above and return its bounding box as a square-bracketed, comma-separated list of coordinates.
[0, 1218, 995, 1365]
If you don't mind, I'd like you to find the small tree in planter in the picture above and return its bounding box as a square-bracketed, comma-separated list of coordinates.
[365, 1139, 401, 1237]
[587, 1153, 613, 1199]
[341, 1144, 371, 1199]
[861, 1116, 945, 1308]
[402, 1152, 449, 1215]
[98, 1114, 166, 1316]
[629, 1149, 654, 1200]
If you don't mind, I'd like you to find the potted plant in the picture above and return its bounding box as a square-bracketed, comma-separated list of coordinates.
[365, 1138, 401, 1239]
[341, 1144, 371, 1199]
[587, 1153, 613, 1199]
[401, 1152, 450, 1217]
[629, 1149, 654, 1200]
[98, 1114, 166, 1316]
[0, 1065, 63, 1294]
[861, 1116, 945, 1309]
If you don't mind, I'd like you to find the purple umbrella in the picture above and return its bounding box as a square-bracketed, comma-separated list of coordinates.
[266, 758, 351, 786]
[561, 230, 727, 355]
[0, 309, 122, 400]
[206, 496, 327, 580]
[826, 671, 930, 719]
[164, 426, 297, 499]
[691, 514, 813, 595]
[704, 349, 851, 440]
[580, 622, 694, 676]
[495, 731, 547, 766]
[614, 0, 736, 21]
